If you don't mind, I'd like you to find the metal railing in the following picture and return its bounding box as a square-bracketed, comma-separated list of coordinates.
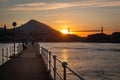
[0, 43, 23, 65]
[36, 43, 84, 80]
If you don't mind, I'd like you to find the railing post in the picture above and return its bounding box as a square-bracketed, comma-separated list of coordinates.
[19, 44, 21, 51]
[49, 51, 51, 72]
[62, 62, 68, 80]
[14, 42, 15, 56]
[46, 50, 49, 69]
[40, 46, 42, 54]
[6, 48, 8, 60]
[53, 55, 57, 80]
[10, 46, 12, 56]
[2, 48, 4, 63]
[12, 46, 14, 55]
[18, 43, 19, 52]
[10, 47, 11, 56]
[18, 44, 20, 52]
[19, 44, 21, 52]
[17, 45, 19, 54]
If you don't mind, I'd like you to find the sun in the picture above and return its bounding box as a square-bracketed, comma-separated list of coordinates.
[60, 29, 69, 34]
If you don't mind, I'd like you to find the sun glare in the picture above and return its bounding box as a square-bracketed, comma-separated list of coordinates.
[61, 29, 69, 34]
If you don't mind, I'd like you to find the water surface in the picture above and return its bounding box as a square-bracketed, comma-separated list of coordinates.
[40, 42, 120, 80]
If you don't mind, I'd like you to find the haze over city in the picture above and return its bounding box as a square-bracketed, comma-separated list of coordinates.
[0, 0, 120, 36]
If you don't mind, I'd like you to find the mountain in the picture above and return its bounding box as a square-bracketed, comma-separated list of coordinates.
[20, 19, 81, 42]
[20, 19, 61, 41]
[21, 19, 60, 34]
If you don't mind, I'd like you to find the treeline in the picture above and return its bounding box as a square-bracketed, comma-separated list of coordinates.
[0, 27, 32, 43]
[0, 28, 14, 42]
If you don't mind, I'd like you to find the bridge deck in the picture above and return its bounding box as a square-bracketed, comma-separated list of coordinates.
[0, 45, 50, 80]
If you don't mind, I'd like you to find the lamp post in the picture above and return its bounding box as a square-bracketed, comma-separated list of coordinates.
[12, 22, 17, 57]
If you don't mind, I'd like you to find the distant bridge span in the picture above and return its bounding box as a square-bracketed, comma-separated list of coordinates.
[68, 27, 103, 33]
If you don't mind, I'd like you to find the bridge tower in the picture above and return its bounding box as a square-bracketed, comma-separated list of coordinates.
[101, 26, 104, 33]
[68, 27, 70, 34]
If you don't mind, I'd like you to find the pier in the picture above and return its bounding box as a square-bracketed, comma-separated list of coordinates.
[0, 43, 84, 80]
[0, 44, 50, 80]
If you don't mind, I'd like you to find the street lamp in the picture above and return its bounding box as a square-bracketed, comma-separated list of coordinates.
[12, 22, 17, 57]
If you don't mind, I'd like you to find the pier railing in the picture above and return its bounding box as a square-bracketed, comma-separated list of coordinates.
[0, 43, 23, 65]
[36, 43, 84, 80]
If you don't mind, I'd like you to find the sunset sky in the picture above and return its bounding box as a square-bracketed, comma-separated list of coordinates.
[0, 0, 120, 36]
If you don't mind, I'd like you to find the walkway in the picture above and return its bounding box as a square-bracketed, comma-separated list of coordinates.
[0, 45, 50, 80]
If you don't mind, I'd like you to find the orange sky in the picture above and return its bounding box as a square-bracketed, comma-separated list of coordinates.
[0, 0, 120, 37]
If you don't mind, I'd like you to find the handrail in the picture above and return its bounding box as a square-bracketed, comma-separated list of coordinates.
[56, 58, 62, 63]
[56, 70, 63, 80]
[66, 66, 84, 80]
[38, 44, 84, 80]
[0, 43, 23, 65]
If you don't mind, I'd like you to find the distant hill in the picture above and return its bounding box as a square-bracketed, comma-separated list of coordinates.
[20, 19, 81, 42]
[21, 19, 60, 34]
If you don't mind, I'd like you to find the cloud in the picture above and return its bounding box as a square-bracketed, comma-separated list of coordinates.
[56, 20, 70, 23]
[9, 2, 72, 11]
[9, 0, 120, 11]
[0, 0, 9, 2]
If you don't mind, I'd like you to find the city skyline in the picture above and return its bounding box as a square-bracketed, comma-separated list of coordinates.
[0, 0, 120, 36]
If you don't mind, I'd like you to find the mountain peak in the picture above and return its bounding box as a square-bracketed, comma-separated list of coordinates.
[21, 19, 59, 34]
[29, 19, 39, 23]
[27, 19, 43, 25]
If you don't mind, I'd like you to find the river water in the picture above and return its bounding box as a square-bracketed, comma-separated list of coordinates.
[0, 42, 120, 80]
[40, 42, 120, 80]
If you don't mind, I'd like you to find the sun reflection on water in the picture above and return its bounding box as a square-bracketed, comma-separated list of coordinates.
[61, 49, 68, 62]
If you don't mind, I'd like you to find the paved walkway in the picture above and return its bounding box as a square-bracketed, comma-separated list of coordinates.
[0, 45, 50, 80]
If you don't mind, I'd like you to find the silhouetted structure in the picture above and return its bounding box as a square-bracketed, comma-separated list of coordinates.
[4, 24, 7, 30]
[111, 32, 120, 43]
[87, 33, 110, 43]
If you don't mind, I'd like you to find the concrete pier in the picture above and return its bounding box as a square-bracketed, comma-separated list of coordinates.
[0, 45, 50, 80]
